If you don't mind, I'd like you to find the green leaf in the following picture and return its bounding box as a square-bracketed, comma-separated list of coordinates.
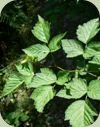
[83, 47, 97, 59]
[28, 68, 57, 88]
[32, 15, 50, 43]
[20, 75, 33, 86]
[89, 53, 100, 65]
[88, 80, 100, 100]
[6, 109, 29, 126]
[88, 41, 100, 51]
[83, 42, 100, 59]
[23, 44, 50, 61]
[56, 71, 69, 85]
[31, 86, 55, 112]
[16, 62, 33, 76]
[48, 32, 66, 52]
[56, 89, 74, 99]
[16, 62, 34, 85]
[77, 18, 99, 44]
[62, 39, 83, 58]
[2, 73, 23, 97]
[65, 100, 97, 127]
[69, 78, 87, 99]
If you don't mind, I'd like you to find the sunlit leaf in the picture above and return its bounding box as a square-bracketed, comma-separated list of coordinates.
[62, 39, 83, 57]
[23, 44, 50, 61]
[31, 86, 55, 112]
[69, 78, 87, 98]
[65, 100, 97, 127]
[56, 89, 74, 99]
[48, 32, 66, 52]
[2, 73, 23, 97]
[88, 80, 100, 100]
[32, 15, 50, 43]
[28, 68, 57, 88]
[77, 18, 99, 44]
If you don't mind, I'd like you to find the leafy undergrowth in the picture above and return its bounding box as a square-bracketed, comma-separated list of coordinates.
[0, 15, 100, 127]
[0, 1, 100, 127]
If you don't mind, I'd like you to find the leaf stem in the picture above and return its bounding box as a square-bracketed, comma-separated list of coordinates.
[75, 70, 79, 78]
[88, 72, 97, 78]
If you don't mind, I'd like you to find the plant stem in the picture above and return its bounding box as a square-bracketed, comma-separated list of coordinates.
[88, 72, 97, 78]
[75, 70, 79, 78]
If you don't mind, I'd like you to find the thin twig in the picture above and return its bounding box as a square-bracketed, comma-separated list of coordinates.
[88, 72, 97, 78]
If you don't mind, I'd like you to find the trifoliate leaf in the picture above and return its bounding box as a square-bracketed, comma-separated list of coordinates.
[77, 18, 99, 44]
[48, 32, 66, 52]
[28, 68, 57, 88]
[31, 86, 55, 112]
[56, 71, 69, 85]
[88, 80, 100, 100]
[32, 15, 50, 43]
[69, 78, 87, 98]
[2, 73, 23, 97]
[62, 39, 83, 58]
[23, 44, 50, 61]
[65, 100, 97, 127]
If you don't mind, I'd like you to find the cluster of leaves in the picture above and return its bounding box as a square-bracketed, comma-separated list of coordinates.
[5, 109, 29, 126]
[0, 15, 100, 127]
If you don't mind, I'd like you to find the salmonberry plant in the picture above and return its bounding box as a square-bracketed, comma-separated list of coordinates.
[1, 15, 100, 127]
